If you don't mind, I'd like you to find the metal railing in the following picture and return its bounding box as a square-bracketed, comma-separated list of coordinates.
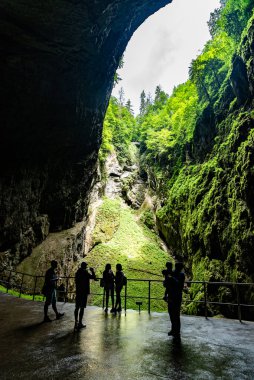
[0, 269, 254, 322]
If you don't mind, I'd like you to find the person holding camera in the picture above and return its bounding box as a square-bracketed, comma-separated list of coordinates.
[165, 262, 185, 340]
[74, 262, 97, 330]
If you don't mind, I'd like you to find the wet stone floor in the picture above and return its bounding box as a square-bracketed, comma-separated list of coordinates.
[0, 293, 254, 379]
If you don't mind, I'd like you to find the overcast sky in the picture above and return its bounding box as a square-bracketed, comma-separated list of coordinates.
[112, 0, 221, 114]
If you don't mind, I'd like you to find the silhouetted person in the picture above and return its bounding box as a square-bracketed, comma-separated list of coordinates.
[43, 260, 64, 322]
[74, 262, 96, 330]
[114, 263, 126, 313]
[162, 261, 173, 301]
[103, 263, 115, 313]
[166, 262, 185, 339]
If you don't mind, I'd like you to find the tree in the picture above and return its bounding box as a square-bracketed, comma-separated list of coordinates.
[113, 55, 124, 87]
[154, 85, 169, 110]
[126, 99, 134, 115]
[139, 90, 146, 115]
[211, 0, 254, 43]
[189, 30, 234, 103]
[146, 92, 153, 109]
[100, 96, 136, 164]
[118, 87, 125, 106]
[208, 8, 221, 37]
[155, 85, 163, 102]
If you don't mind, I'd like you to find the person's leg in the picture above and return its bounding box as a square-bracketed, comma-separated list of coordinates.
[118, 290, 122, 311]
[51, 290, 64, 319]
[52, 291, 58, 316]
[170, 303, 181, 338]
[44, 291, 53, 322]
[105, 289, 109, 311]
[115, 290, 120, 310]
[79, 307, 84, 324]
[167, 302, 173, 335]
[44, 301, 50, 321]
[174, 302, 181, 336]
[110, 288, 115, 311]
[78, 294, 87, 328]
[115, 289, 122, 311]
[74, 305, 79, 325]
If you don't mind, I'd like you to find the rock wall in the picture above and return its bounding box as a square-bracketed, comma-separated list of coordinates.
[0, 0, 172, 269]
[155, 15, 254, 284]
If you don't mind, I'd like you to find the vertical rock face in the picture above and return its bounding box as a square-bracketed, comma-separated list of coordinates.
[0, 0, 172, 268]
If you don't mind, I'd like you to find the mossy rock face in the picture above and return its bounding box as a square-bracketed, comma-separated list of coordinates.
[230, 54, 251, 105]
[92, 198, 121, 246]
[192, 104, 216, 162]
[153, 16, 254, 320]
[157, 111, 254, 268]
[85, 197, 172, 311]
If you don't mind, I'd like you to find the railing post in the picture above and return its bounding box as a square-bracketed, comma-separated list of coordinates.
[236, 283, 242, 323]
[33, 276, 38, 301]
[148, 280, 151, 314]
[6, 270, 12, 293]
[65, 277, 69, 302]
[124, 282, 127, 314]
[19, 273, 24, 298]
[204, 281, 208, 319]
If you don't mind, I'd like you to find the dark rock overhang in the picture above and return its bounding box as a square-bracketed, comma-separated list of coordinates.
[0, 0, 172, 266]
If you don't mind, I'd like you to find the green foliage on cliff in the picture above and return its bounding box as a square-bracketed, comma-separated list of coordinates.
[86, 197, 171, 311]
[99, 97, 136, 165]
[92, 198, 121, 245]
[98, 0, 254, 318]
[112, 0, 254, 317]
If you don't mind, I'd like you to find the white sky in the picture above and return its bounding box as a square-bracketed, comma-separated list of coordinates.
[112, 0, 221, 114]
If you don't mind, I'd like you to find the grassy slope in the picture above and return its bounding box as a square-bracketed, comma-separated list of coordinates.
[86, 197, 171, 311]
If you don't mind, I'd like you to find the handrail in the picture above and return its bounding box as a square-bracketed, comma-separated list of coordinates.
[0, 269, 254, 322]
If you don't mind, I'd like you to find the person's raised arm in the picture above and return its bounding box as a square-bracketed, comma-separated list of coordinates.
[89, 267, 97, 280]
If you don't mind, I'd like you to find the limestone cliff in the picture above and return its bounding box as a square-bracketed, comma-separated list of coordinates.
[152, 15, 254, 319]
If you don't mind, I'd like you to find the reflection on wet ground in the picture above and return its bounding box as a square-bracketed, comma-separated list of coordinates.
[0, 293, 254, 379]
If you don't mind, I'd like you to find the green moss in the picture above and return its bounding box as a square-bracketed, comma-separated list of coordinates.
[86, 197, 171, 311]
[0, 285, 44, 302]
[92, 198, 121, 245]
[140, 210, 155, 230]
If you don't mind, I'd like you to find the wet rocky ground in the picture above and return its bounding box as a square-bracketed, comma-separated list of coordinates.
[0, 293, 254, 379]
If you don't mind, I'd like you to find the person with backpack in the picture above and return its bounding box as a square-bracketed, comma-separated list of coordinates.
[162, 261, 173, 302]
[74, 262, 97, 330]
[43, 260, 64, 322]
[114, 263, 126, 313]
[102, 263, 115, 313]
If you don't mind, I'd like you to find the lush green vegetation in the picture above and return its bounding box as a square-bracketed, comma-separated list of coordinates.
[86, 197, 171, 312]
[137, 0, 254, 318]
[99, 96, 136, 165]
[0, 285, 44, 301]
[99, 0, 254, 318]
